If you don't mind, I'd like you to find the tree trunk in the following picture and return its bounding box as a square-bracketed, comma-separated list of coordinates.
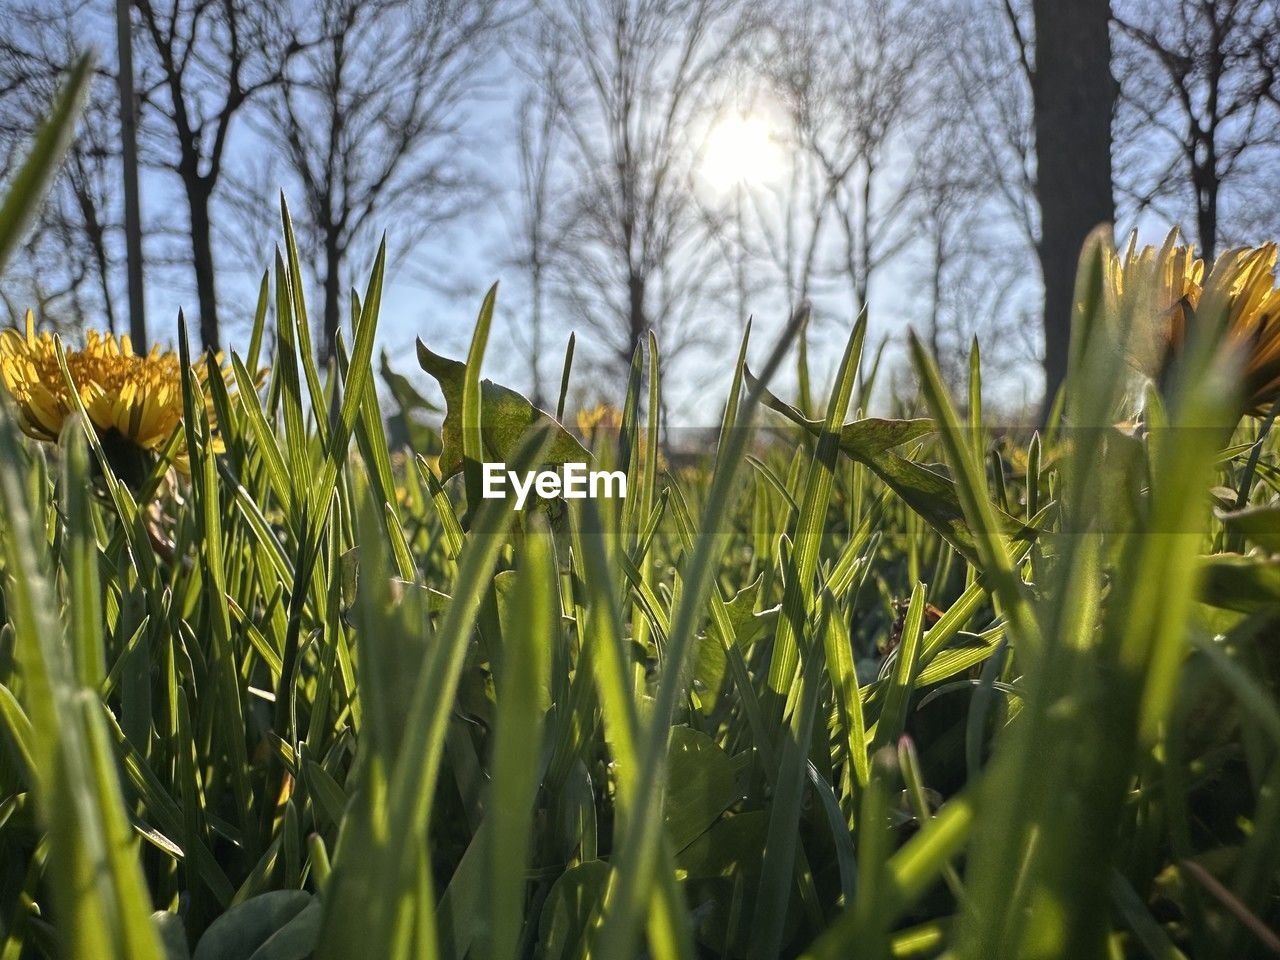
[1032, 11, 1123, 945]
[322, 229, 342, 362]
[187, 179, 220, 352]
[115, 0, 147, 350]
[1032, 0, 1114, 416]
[73, 181, 117, 335]
[1194, 154, 1218, 262]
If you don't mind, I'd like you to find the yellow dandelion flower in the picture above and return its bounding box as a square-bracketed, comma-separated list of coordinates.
[1107, 231, 1280, 414]
[576, 403, 623, 439]
[0, 311, 233, 471]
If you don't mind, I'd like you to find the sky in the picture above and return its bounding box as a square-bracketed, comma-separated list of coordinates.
[15, 0, 1247, 431]
[80, 5, 1034, 430]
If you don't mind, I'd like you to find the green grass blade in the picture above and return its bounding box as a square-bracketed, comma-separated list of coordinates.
[556, 332, 575, 423]
[749, 595, 830, 960]
[59, 421, 104, 687]
[462, 283, 498, 515]
[871, 582, 926, 752]
[908, 332, 1042, 659]
[593, 306, 805, 960]
[764, 309, 865, 724]
[0, 399, 163, 959]
[488, 523, 556, 960]
[0, 56, 91, 272]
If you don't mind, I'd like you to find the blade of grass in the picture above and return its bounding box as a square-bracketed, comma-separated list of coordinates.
[749, 595, 830, 960]
[763, 310, 865, 725]
[0, 56, 91, 271]
[593, 305, 805, 960]
[488, 522, 556, 960]
[0, 399, 163, 959]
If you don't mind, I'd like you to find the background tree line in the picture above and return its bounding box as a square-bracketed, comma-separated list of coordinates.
[0, 0, 1277, 416]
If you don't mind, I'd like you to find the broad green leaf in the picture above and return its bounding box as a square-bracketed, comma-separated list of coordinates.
[152, 912, 190, 960]
[662, 726, 738, 853]
[747, 367, 1032, 566]
[1216, 505, 1280, 554]
[382, 351, 439, 414]
[746, 367, 934, 457]
[1198, 553, 1280, 612]
[381, 351, 441, 453]
[690, 576, 771, 714]
[416, 340, 590, 479]
[192, 891, 314, 960]
[246, 900, 322, 960]
[538, 860, 610, 960]
[676, 811, 768, 880]
[677, 812, 801, 959]
[435, 823, 488, 960]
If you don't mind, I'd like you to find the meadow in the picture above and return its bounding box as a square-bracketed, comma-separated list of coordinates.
[3, 56, 1280, 960]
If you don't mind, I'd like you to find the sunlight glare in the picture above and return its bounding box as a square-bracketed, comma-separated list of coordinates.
[698, 112, 785, 192]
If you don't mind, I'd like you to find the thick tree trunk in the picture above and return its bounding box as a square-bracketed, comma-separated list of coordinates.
[1031, 11, 1122, 945]
[1194, 156, 1218, 262]
[1032, 0, 1115, 416]
[187, 180, 220, 352]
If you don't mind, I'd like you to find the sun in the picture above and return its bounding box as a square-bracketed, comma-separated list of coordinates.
[698, 111, 785, 192]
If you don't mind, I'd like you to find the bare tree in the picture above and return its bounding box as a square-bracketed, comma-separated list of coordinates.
[966, 0, 1113, 413]
[949, 1, 1040, 252]
[505, 36, 563, 408]
[910, 101, 1043, 397]
[747, 8, 838, 313]
[828, 0, 934, 317]
[1114, 0, 1280, 260]
[270, 0, 509, 361]
[738, 135, 831, 316]
[531, 0, 755, 374]
[115, 0, 147, 348]
[912, 114, 984, 381]
[689, 73, 778, 329]
[755, 0, 935, 321]
[697, 179, 757, 330]
[0, 1, 122, 331]
[132, 0, 305, 350]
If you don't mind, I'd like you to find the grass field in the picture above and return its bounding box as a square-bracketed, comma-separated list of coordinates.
[4, 55, 1280, 960]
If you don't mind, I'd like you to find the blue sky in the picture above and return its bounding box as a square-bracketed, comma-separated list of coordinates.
[37, 0, 1242, 429]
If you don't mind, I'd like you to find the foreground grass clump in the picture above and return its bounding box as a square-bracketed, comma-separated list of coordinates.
[6, 60, 1280, 960]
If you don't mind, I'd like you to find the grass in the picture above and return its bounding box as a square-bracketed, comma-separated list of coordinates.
[3, 56, 1280, 960]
